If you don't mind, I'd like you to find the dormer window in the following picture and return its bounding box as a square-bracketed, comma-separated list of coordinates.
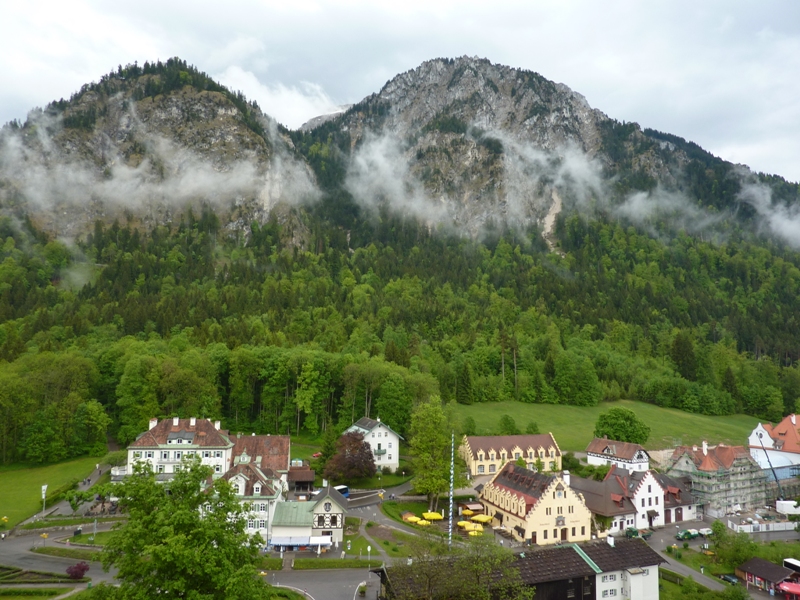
[234, 483, 241, 495]
[254, 484, 261, 494]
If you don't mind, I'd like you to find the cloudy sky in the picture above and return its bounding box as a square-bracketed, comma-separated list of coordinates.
[2, 1, 799, 181]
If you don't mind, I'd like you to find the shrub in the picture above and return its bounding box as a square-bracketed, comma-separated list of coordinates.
[66, 561, 90, 580]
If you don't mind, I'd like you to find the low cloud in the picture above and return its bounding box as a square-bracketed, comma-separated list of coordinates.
[739, 182, 800, 248]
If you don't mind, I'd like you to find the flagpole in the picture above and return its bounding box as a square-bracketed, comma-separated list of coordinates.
[448, 431, 454, 549]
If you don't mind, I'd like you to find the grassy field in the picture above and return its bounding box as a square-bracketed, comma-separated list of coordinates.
[32, 546, 100, 561]
[451, 399, 761, 450]
[70, 531, 114, 546]
[0, 589, 73, 599]
[0, 457, 99, 527]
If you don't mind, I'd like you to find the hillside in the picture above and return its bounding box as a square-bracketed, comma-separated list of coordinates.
[1, 57, 800, 466]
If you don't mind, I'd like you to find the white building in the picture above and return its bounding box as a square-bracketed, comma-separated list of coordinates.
[585, 438, 650, 472]
[269, 486, 347, 552]
[749, 414, 800, 469]
[344, 417, 402, 473]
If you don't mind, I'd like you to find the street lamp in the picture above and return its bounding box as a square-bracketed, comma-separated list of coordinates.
[367, 545, 371, 569]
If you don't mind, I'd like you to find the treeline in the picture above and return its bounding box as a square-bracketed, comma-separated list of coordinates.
[3, 205, 800, 463]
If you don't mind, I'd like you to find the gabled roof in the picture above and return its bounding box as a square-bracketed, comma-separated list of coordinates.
[738, 557, 793, 583]
[287, 465, 316, 482]
[346, 417, 404, 440]
[464, 434, 561, 458]
[231, 434, 290, 472]
[513, 539, 664, 585]
[313, 486, 348, 512]
[586, 438, 649, 461]
[130, 418, 233, 448]
[570, 467, 662, 517]
[757, 414, 800, 454]
[650, 472, 693, 508]
[272, 501, 315, 528]
[221, 462, 278, 498]
[671, 444, 755, 471]
[483, 463, 557, 514]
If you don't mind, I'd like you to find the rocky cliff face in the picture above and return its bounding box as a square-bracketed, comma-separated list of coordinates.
[0, 61, 315, 238]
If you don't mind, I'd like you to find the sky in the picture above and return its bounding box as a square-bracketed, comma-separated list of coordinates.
[2, 1, 799, 182]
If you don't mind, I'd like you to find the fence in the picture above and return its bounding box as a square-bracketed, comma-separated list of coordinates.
[727, 519, 796, 533]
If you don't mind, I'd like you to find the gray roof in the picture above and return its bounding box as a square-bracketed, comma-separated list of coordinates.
[346, 417, 405, 440]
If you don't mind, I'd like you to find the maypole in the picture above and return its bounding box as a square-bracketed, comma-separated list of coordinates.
[448, 431, 454, 548]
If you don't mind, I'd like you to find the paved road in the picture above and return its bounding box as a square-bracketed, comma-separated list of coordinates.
[267, 568, 378, 600]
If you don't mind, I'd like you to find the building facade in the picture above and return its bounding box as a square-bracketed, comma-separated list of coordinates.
[479, 463, 591, 545]
[344, 417, 402, 473]
[749, 414, 800, 469]
[586, 437, 650, 471]
[460, 434, 562, 477]
[666, 442, 766, 518]
[269, 486, 347, 551]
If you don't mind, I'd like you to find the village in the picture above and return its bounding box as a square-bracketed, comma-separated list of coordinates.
[93, 413, 800, 599]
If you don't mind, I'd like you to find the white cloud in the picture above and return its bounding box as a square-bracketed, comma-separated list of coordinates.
[214, 66, 339, 129]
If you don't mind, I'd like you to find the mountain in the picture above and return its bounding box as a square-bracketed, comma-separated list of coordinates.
[3, 56, 798, 242]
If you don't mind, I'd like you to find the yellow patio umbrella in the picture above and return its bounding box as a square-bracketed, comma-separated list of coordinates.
[417, 520, 431, 526]
[461, 509, 474, 516]
[471, 514, 492, 523]
[405, 516, 420, 523]
[422, 512, 443, 521]
[464, 523, 483, 532]
[468, 530, 482, 536]
[457, 520, 470, 528]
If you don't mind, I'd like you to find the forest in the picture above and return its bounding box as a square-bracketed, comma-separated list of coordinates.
[2, 192, 800, 465]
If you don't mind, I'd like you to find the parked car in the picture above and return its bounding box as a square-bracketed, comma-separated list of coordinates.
[675, 529, 699, 540]
[312, 452, 322, 458]
[698, 527, 713, 537]
[719, 574, 739, 585]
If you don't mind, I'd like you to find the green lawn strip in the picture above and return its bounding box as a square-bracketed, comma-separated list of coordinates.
[0, 457, 100, 528]
[21, 517, 124, 531]
[31, 547, 100, 562]
[0, 588, 74, 597]
[362, 526, 412, 558]
[272, 589, 306, 600]
[344, 533, 372, 557]
[380, 500, 429, 524]
[292, 558, 381, 570]
[451, 399, 760, 451]
[669, 539, 800, 579]
[67, 532, 114, 546]
[344, 461, 413, 490]
[256, 557, 284, 571]
[658, 571, 723, 600]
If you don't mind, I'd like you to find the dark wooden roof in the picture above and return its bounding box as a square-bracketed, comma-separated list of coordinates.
[586, 438, 648, 461]
[738, 557, 793, 583]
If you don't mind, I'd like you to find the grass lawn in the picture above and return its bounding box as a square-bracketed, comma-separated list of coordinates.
[671, 539, 800, 579]
[21, 516, 124, 531]
[344, 533, 372, 556]
[257, 557, 284, 571]
[364, 525, 413, 558]
[69, 531, 114, 546]
[451, 399, 760, 450]
[0, 457, 99, 527]
[0, 589, 73, 599]
[293, 557, 380, 569]
[381, 500, 430, 524]
[32, 546, 100, 562]
[345, 460, 413, 490]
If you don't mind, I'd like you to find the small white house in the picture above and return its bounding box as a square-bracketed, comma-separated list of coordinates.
[586, 438, 650, 472]
[344, 417, 403, 473]
[749, 415, 800, 469]
[269, 486, 347, 552]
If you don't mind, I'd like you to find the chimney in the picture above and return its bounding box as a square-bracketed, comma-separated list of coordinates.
[189, 417, 196, 427]
[252, 432, 255, 436]
[214, 420, 221, 430]
[702, 441, 708, 456]
[607, 535, 615, 547]
[172, 416, 179, 427]
[149, 418, 158, 430]
[377, 417, 381, 422]
[692, 445, 698, 452]
[792, 414, 796, 426]
[562, 470, 570, 486]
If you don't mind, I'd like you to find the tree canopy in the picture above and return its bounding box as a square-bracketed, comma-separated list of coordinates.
[323, 431, 376, 482]
[593, 407, 651, 444]
[100, 459, 275, 600]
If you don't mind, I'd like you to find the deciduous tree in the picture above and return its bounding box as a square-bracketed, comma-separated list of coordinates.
[593, 407, 650, 444]
[323, 431, 376, 482]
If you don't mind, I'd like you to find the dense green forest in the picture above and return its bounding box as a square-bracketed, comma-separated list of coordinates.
[2, 196, 800, 464]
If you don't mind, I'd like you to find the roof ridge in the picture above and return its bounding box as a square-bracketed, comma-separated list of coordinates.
[569, 544, 602, 574]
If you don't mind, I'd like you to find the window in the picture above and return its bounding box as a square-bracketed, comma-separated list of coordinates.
[549, 461, 555, 470]
[161, 451, 169, 460]
[501, 453, 506, 461]
[641, 498, 645, 507]
[546, 507, 552, 515]
[214, 465, 221, 473]
[186, 451, 194, 457]
[372, 433, 375, 438]
[581, 526, 585, 535]
[214, 451, 222, 458]
[259, 520, 266, 529]
[557, 507, 563, 514]
[655, 497, 659, 505]
[490, 453, 495, 460]
[648, 498, 652, 506]
[260, 503, 267, 512]
[648, 485, 651, 493]
[388, 455, 392, 460]
[248, 520, 255, 528]
[489, 464, 496, 473]
[572, 527, 575, 536]
[388, 442, 392, 448]
[569, 505, 574, 513]
[543, 530, 548, 540]
[234, 484, 241, 494]
[134, 451, 142, 459]
[607, 574, 616, 581]
[602, 575, 609, 582]
[174, 451, 182, 460]
[331, 515, 338, 527]
[550, 450, 554, 458]
[174, 465, 181, 473]
[254, 485, 261, 494]
[203, 451, 211, 458]
[553, 529, 557, 539]
[157, 465, 165, 473]
[145, 451, 154, 458]
[642, 569, 649, 576]
[478, 465, 485, 474]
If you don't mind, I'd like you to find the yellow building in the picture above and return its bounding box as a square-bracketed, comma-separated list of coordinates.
[460, 434, 562, 477]
[479, 463, 592, 545]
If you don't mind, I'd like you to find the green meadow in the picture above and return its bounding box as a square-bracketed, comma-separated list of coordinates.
[451, 399, 760, 451]
[0, 456, 98, 527]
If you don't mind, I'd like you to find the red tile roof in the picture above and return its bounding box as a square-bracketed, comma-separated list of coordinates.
[221, 462, 278, 498]
[129, 418, 232, 448]
[585, 438, 648, 461]
[670, 443, 753, 471]
[231, 434, 290, 472]
[758, 415, 800, 454]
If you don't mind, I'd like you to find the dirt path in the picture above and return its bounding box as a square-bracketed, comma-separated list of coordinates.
[542, 189, 564, 255]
